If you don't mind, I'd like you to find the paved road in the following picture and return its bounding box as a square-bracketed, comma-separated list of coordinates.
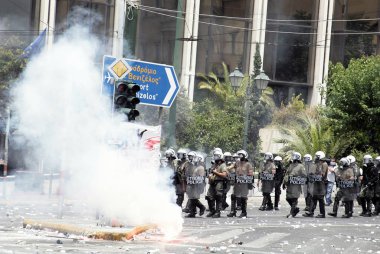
[1, 191, 379, 254]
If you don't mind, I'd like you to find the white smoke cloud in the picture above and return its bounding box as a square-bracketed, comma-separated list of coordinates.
[12, 24, 183, 237]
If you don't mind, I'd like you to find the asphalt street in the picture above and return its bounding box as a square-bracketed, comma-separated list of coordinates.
[0, 183, 379, 254]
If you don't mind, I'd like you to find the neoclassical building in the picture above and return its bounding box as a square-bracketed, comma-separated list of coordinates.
[2, 0, 380, 106]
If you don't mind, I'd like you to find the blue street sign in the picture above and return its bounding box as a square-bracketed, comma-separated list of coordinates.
[102, 55, 180, 108]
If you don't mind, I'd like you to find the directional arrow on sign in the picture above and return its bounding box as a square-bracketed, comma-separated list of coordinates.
[102, 56, 180, 108]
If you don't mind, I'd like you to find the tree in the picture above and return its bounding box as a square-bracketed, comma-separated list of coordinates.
[326, 56, 380, 152]
[176, 99, 244, 153]
[273, 97, 350, 160]
[0, 37, 26, 108]
[248, 44, 274, 163]
[196, 62, 249, 105]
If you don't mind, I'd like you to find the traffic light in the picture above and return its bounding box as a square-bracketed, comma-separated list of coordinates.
[114, 81, 140, 121]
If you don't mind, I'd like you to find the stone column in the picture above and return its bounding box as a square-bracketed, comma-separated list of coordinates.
[180, 0, 200, 102]
[309, 0, 334, 106]
[249, 0, 268, 75]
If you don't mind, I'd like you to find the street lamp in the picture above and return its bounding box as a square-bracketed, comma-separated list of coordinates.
[243, 70, 270, 151]
[229, 67, 244, 92]
[254, 71, 270, 92]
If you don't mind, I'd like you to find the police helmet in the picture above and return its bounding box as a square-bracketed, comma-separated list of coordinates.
[274, 156, 283, 161]
[363, 154, 373, 164]
[292, 152, 302, 162]
[347, 155, 356, 164]
[165, 148, 176, 159]
[177, 148, 188, 160]
[374, 156, 380, 166]
[237, 150, 248, 160]
[188, 151, 197, 162]
[223, 152, 232, 161]
[213, 150, 224, 161]
[264, 152, 274, 161]
[197, 154, 204, 163]
[213, 147, 223, 155]
[315, 151, 326, 160]
[303, 154, 312, 162]
[339, 157, 350, 167]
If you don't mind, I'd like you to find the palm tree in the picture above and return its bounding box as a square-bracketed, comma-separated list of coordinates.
[196, 62, 249, 103]
[275, 110, 350, 161]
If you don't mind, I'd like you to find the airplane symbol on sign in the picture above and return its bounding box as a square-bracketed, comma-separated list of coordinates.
[104, 72, 114, 84]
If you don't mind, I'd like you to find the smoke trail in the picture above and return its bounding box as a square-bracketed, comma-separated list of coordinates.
[12, 23, 183, 237]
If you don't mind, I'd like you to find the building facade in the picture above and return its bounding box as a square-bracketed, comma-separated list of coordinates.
[2, 0, 380, 107]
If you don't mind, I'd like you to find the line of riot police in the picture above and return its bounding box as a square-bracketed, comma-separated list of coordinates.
[162, 147, 380, 219]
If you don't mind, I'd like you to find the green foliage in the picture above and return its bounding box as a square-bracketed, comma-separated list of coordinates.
[0, 37, 27, 107]
[272, 95, 306, 127]
[253, 43, 262, 77]
[196, 62, 249, 105]
[273, 99, 350, 160]
[176, 98, 243, 153]
[326, 56, 380, 152]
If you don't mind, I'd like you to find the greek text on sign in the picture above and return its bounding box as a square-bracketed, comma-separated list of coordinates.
[102, 56, 180, 108]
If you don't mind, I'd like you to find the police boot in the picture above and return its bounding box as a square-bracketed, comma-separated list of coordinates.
[259, 196, 267, 211]
[290, 201, 300, 218]
[342, 202, 350, 218]
[374, 199, 380, 215]
[195, 199, 206, 216]
[316, 198, 326, 218]
[265, 196, 274, 211]
[176, 194, 184, 207]
[182, 199, 191, 213]
[303, 196, 310, 211]
[303, 198, 315, 217]
[349, 201, 354, 217]
[206, 197, 215, 217]
[222, 193, 229, 210]
[274, 194, 280, 210]
[227, 195, 237, 217]
[238, 198, 248, 218]
[360, 199, 367, 216]
[328, 201, 339, 217]
[212, 196, 222, 218]
[364, 200, 372, 217]
[236, 197, 242, 210]
[185, 200, 196, 218]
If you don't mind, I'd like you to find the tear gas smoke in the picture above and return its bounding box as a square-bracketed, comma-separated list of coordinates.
[12, 24, 183, 237]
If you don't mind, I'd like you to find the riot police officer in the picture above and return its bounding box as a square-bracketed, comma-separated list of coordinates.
[283, 152, 307, 218]
[222, 152, 233, 210]
[258, 152, 276, 211]
[303, 151, 328, 218]
[373, 156, 380, 215]
[303, 154, 313, 212]
[274, 156, 286, 210]
[206, 150, 227, 218]
[184, 151, 206, 218]
[347, 154, 361, 213]
[359, 155, 379, 216]
[175, 148, 188, 208]
[227, 150, 253, 217]
[335, 157, 356, 218]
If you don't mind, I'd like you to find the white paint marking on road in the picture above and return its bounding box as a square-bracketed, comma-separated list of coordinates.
[244, 232, 290, 248]
[199, 229, 243, 244]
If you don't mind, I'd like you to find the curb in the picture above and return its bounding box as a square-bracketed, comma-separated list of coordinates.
[23, 218, 157, 241]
